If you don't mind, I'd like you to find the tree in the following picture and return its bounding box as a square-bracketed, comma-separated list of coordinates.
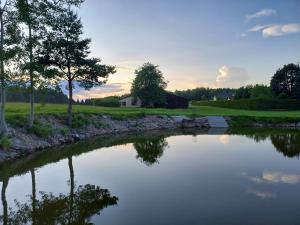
[39, 3, 115, 127]
[250, 84, 273, 99]
[270, 63, 300, 99]
[134, 136, 168, 166]
[0, 0, 22, 135]
[235, 86, 251, 99]
[16, 0, 47, 128]
[131, 63, 167, 107]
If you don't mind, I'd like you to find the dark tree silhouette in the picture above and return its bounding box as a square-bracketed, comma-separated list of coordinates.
[271, 133, 300, 158]
[133, 137, 168, 166]
[270, 63, 300, 99]
[1, 178, 9, 225]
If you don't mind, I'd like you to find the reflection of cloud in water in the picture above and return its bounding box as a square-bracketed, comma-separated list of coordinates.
[247, 189, 276, 199]
[243, 171, 300, 184]
[219, 135, 230, 145]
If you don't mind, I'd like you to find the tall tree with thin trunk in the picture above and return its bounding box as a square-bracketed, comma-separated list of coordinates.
[0, 0, 22, 136]
[40, 3, 115, 127]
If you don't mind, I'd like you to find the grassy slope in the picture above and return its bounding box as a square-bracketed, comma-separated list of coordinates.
[5, 102, 300, 119]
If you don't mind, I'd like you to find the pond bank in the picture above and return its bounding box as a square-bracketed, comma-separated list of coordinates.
[1, 114, 300, 164]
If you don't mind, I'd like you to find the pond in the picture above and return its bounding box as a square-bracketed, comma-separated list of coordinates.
[0, 129, 300, 225]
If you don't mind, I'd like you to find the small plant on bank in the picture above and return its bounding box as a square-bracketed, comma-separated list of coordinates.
[94, 121, 110, 129]
[0, 137, 12, 150]
[28, 122, 53, 138]
[6, 115, 28, 128]
[59, 127, 70, 136]
[72, 114, 90, 128]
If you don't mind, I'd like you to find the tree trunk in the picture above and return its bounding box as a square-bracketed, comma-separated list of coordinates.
[1, 178, 9, 225]
[68, 156, 74, 223]
[0, 13, 8, 136]
[31, 169, 36, 225]
[67, 78, 73, 127]
[29, 23, 35, 128]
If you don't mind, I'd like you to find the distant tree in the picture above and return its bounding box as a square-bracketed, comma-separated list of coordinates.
[235, 86, 251, 99]
[270, 63, 300, 99]
[131, 63, 167, 107]
[39, 3, 115, 127]
[250, 84, 273, 99]
[0, 0, 22, 135]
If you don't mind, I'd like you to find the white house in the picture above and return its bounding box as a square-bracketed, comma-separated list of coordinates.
[119, 96, 142, 107]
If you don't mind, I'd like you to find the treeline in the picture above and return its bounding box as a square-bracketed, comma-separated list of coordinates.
[7, 86, 69, 104]
[84, 96, 120, 107]
[174, 88, 235, 101]
[0, 0, 115, 136]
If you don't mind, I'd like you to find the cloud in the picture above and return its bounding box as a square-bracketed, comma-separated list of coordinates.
[246, 23, 300, 37]
[247, 189, 276, 199]
[262, 23, 300, 37]
[248, 24, 272, 32]
[61, 82, 129, 100]
[215, 66, 249, 88]
[219, 135, 230, 145]
[244, 171, 300, 185]
[246, 9, 276, 21]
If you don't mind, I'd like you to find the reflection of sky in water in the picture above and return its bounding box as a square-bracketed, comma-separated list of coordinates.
[1, 132, 300, 225]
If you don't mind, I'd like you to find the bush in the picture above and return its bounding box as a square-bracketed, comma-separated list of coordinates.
[28, 123, 53, 138]
[85, 96, 120, 107]
[0, 137, 11, 150]
[6, 114, 27, 128]
[194, 99, 300, 110]
[72, 114, 90, 128]
[60, 127, 70, 136]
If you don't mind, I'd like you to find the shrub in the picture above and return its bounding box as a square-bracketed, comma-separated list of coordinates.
[72, 114, 90, 128]
[60, 127, 70, 136]
[28, 123, 53, 138]
[194, 99, 300, 110]
[6, 114, 27, 128]
[0, 137, 11, 150]
[85, 96, 120, 107]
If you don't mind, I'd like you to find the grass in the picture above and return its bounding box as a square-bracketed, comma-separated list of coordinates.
[4, 102, 300, 119]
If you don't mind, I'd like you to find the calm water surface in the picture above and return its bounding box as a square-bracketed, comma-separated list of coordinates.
[0, 129, 300, 225]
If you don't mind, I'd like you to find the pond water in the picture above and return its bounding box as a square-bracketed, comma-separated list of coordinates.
[0, 129, 300, 225]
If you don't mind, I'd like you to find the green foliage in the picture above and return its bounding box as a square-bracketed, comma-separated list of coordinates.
[72, 114, 90, 128]
[7, 85, 69, 104]
[28, 122, 53, 138]
[195, 99, 300, 110]
[6, 114, 27, 128]
[175, 88, 235, 101]
[0, 137, 12, 150]
[235, 86, 251, 99]
[59, 127, 70, 136]
[85, 96, 120, 107]
[131, 63, 167, 107]
[270, 63, 300, 99]
[230, 116, 300, 127]
[250, 84, 273, 99]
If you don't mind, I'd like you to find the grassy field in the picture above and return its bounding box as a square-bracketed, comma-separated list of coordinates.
[5, 102, 300, 119]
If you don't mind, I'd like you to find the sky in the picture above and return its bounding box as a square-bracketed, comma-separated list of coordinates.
[70, 0, 300, 100]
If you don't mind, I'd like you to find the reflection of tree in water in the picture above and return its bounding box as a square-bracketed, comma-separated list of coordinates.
[8, 184, 118, 225]
[271, 133, 300, 158]
[1, 156, 118, 225]
[134, 137, 168, 166]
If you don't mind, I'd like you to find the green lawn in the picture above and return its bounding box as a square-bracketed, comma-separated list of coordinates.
[5, 102, 300, 119]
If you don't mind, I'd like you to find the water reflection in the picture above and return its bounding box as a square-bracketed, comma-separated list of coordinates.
[0, 156, 118, 225]
[231, 129, 300, 158]
[134, 137, 168, 166]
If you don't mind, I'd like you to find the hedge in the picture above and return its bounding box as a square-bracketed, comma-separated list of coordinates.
[193, 99, 300, 110]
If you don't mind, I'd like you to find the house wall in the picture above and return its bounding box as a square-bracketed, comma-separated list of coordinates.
[119, 96, 142, 107]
